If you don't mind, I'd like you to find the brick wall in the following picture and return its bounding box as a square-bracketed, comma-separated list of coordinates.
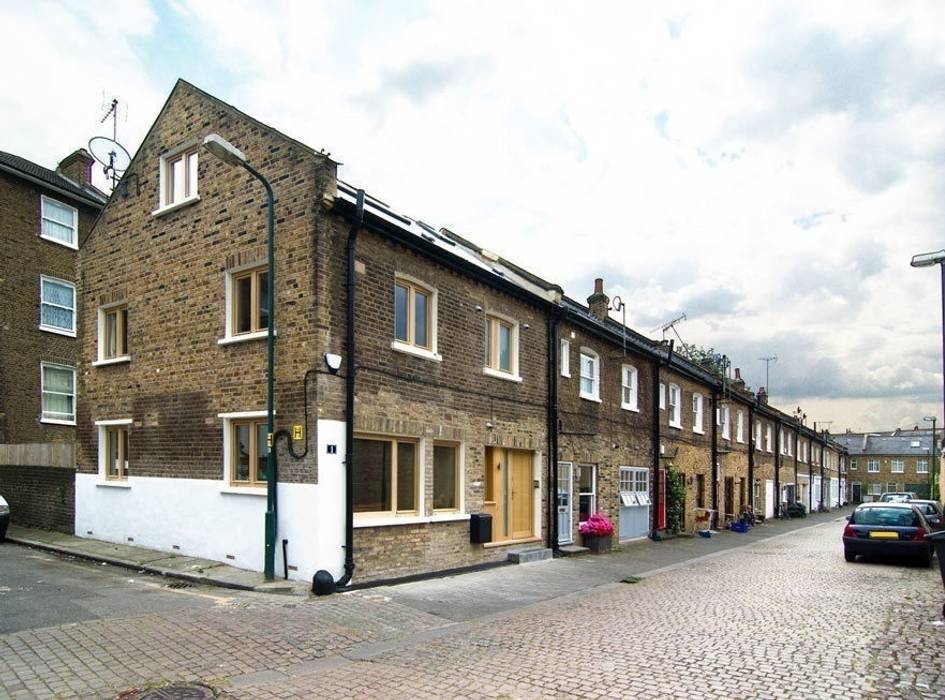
[846, 454, 933, 500]
[0, 464, 75, 532]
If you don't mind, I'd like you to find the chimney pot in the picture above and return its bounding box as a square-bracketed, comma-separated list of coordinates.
[735, 368, 742, 380]
[586, 277, 610, 321]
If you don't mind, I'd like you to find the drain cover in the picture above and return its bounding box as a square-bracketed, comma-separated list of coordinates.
[121, 683, 217, 699]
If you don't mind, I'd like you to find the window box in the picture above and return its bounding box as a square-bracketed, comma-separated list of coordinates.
[40, 195, 78, 248]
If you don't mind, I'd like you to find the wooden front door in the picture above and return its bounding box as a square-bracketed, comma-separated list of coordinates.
[484, 447, 534, 542]
[724, 477, 734, 521]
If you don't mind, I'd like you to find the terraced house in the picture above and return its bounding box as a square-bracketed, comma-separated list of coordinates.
[76, 80, 850, 585]
[836, 429, 937, 502]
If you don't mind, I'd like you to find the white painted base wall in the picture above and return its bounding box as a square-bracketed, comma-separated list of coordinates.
[75, 420, 347, 583]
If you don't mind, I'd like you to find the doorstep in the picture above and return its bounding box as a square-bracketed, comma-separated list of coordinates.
[558, 544, 590, 556]
[5, 525, 305, 595]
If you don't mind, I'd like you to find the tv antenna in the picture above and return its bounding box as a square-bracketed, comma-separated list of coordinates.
[88, 97, 132, 189]
[652, 313, 686, 343]
[758, 355, 778, 397]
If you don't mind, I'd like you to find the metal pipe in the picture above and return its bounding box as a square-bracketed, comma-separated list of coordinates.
[335, 189, 365, 589]
[747, 403, 755, 511]
[547, 310, 560, 552]
[651, 341, 672, 537]
[793, 429, 799, 505]
[282, 539, 289, 580]
[774, 419, 781, 518]
[711, 389, 719, 527]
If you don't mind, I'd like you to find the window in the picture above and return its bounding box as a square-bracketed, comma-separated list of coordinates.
[780, 429, 786, 455]
[849, 457, 856, 470]
[484, 313, 519, 379]
[159, 147, 199, 209]
[754, 420, 762, 449]
[720, 404, 730, 440]
[918, 459, 929, 474]
[736, 410, 744, 443]
[801, 442, 807, 463]
[230, 267, 269, 337]
[39, 276, 76, 335]
[579, 349, 600, 401]
[867, 459, 880, 473]
[765, 425, 773, 452]
[692, 394, 704, 434]
[40, 195, 78, 248]
[433, 443, 459, 511]
[104, 426, 130, 480]
[696, 473, 705, 508]
[621, 365, 639, 411]
[353, 436, 418, 515]
[41, 363, 75, 424]
[578, 464, 596, 522]
[560, 339, 570, 377]
[786, 433, 793, 456]
[392, 277, 439, 359]
[891, 459, 904, 474]
[868, 483, 882, 496]
[96, 304, 129, 361]
[887, 482, 899, 493]
[659, 383, 666, 410]
[619, 467, 650, 507]
[228, 418, 270, 485]
[668, 384, 682, 428]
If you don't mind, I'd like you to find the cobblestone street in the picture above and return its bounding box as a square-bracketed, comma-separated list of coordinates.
[2, 514, 943, 699]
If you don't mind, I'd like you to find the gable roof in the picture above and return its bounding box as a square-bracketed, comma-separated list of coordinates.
[0, 151, 106, 207]
[834, 432, 934, 456]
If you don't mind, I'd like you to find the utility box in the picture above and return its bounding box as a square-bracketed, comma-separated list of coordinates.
[469, 513, 492, 544]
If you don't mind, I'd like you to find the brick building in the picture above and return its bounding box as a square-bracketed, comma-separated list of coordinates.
[836, 429, 936, 501]
[76, 80, 850, 585]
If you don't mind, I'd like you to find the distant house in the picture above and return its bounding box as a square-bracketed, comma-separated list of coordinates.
[836, 429, 938, 501]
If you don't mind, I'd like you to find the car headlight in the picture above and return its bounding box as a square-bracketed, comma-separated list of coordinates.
[0, 505, 9, 515]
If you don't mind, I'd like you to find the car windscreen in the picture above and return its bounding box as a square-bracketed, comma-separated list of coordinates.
[913, 503, 935, 515]
[853, 508, 918, 527]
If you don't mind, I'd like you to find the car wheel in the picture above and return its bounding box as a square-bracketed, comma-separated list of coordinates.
[844, 549, 856, 562]
[918, 547, 933, 568]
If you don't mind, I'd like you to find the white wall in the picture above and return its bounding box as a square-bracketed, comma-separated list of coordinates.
[75, 419, 347, 582]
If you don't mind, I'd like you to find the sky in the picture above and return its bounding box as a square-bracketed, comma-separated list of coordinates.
[3, 0, 944, 432]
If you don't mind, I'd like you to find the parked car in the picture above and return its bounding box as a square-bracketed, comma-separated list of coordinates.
[843, 502, 934, 566]
[879, 492, 918, 503]
[0, 495, 9, 542]
[908, 499, 945, 530]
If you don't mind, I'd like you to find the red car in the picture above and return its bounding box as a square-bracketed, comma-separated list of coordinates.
[843, 502, 934, 567]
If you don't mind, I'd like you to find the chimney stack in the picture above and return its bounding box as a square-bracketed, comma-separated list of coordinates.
[587, 277, 609, 321]
[756, 386, 768, 405]
[57, 148, 95, 188]
[733, 367, 746, 391]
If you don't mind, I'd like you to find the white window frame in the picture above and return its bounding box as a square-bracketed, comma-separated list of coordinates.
[483, 310, 521, 382]
[620, 364, 639, 412]
[720, 404, 731, 440]
[867, 459, 880, 473]
[754, 420, 762, 449]
[735, 410, 744, 443]
[785, 432, 793, 456]
[692, 393, 704, 434]
[668, 383, 682, 428]
[578, 463, 597, 519]
[154, 140, 201, 216]
[391, 273, 441, 362]
[39, 275, 76, 337]
[40, 362, 76, 425]
[560, 339, 570, 377]
[765, 424, 773, 453]
[94, 300, 131, 365]
[848, 456, 855, 470]
[917, 459, 929, 474]
[40, 195, 78, 249]
[890, 459, 904, 474]
[579, 348, 600, 402]
[94, 418, 133, 483]
[659, 383, 666, 410]
[619, 466, 651, 508]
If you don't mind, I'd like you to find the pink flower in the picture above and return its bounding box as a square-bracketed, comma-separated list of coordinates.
[579, 512, 615, 537]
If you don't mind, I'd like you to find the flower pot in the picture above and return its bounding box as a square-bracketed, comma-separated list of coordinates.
[583, 534, 612, 553]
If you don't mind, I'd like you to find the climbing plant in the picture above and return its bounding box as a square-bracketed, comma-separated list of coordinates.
[665, 465, 686, 535]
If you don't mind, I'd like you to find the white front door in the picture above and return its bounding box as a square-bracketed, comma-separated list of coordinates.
[765, 480, 775, 519]
[619, 467, 651, 540]
[557, 462, 573, 545]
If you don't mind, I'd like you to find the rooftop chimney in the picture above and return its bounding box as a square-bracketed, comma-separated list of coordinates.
[587, 277, 609, 321]
[733, 367, 746, 391]
[756, 386, 768, 405]
[57, 148, 94, 188]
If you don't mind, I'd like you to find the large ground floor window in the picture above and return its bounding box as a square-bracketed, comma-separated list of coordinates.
[353, 436, 418, 515]
[578, 464, 596, 522]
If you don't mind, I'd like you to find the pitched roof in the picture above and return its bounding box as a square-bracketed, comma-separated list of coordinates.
[0, 151, 106, 207]
[834, 432, 935, 456]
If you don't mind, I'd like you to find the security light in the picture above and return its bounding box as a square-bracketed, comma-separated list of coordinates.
[910, 250, 945, 268]
[203, 134, 247, 167]
[324, 353, 342, 374]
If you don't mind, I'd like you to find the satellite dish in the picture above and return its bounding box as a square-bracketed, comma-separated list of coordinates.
[89, 136, 131, 173]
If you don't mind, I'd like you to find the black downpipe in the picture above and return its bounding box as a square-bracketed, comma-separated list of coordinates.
[821, 432, 828, 510]
[808, 435, 813, 510]
[793, 430, 799, 505]
[710, 389, 719, 527]
[747, 404, 755, 511]
[774, 420, 781, 517]
[336, 189, 365, 589]
[651, 341, 672, 537]
[282, 539, 289, 580]
[547, 310, 560, 552]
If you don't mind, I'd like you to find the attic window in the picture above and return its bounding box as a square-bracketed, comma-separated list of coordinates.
[155, 142, 200, 215]
[911, 440, 921, 448]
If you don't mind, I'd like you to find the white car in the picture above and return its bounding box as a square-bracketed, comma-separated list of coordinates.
[0, 495, 8, 541]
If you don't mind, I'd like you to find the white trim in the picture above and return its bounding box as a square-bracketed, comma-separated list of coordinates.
[667, 383, 682, 428]
[620, 364, 639, 411]
[692, 393, 704, 434]
[353, 512, 471, 529]
[39, 325, 77, 338]
[39, 195, 78, 249]
[151, 195, 201, 218]
[560, 339, 570, 377]
[92, 355, 131, 367]
[578, 347, 600, 401]
[94, 418, 133, 426]
[218, 329, 272, 346]
[40, 362, 76, 424]
[391, 340, 442, 362]
[97, 300, 128, 363]
[95, 480, 132, 489]
[218, 410, 268, 419]
[41, 418, 76, 426]
[39, 274, 77, 335]
[659, 383, 666, 410]
[220, 487, 267, 497]
[482, 366, 523, 382]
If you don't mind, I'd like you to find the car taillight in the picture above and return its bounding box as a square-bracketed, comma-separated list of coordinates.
[843, 524, 856, 537]
[913, 528, 927, 541]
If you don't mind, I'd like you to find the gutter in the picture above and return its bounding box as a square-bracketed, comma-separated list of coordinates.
[0, 162, 105, 208]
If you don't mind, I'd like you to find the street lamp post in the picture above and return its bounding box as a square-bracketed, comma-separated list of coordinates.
[203, 134, 278, 580]
[924, 416, 937, 499]
[911, 249, 945, 503]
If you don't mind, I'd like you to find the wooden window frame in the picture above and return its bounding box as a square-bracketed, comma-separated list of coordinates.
[484, 312, 519, 378]
[393, 278, 434, 351]
[163, 148, 199, 207]
[230, 266, 269, 337]
[104, 425, 130, 481]
[432, 441, 461, 512]
[867, 459, 880, 473]
[353, 435, 420, 517]
[103, 304, 128, 359]
[229, 418, 269, 486]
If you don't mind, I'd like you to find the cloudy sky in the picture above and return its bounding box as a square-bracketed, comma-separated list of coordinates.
[4, 0, 944, 431]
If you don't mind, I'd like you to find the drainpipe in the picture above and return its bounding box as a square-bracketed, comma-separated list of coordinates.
[748, 403, 755, 511]
[546, 308, 560, 552]
[808, 435, 813, 509]
[651, 341, 672, 537]
[821, 431, 827, 510]
[793, 430, 799, 505]
[774, 419, 781, 517]
[711, 388, 719, 527]
[335, 189, 365, 589]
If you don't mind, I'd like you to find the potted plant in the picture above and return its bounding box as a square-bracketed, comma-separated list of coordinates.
[579, 513, 615, 553]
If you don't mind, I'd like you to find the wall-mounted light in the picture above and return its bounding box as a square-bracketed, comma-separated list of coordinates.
[475, 305, 483, 312]
[324, 353, 342, 374]
[523, 323, 530, 329]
